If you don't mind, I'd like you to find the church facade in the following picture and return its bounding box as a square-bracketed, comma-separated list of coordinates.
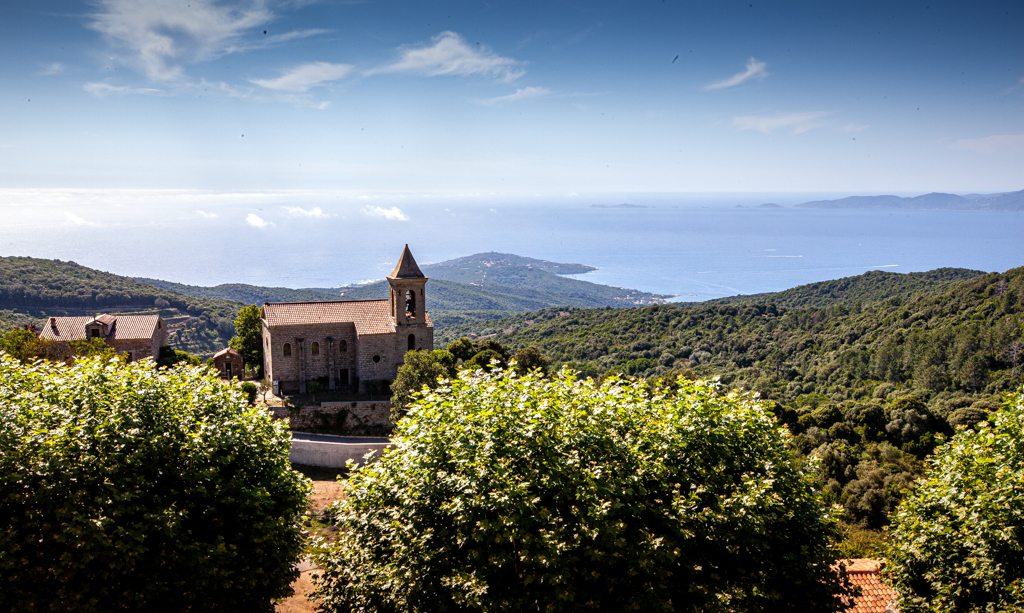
[261, 245, 433, 394]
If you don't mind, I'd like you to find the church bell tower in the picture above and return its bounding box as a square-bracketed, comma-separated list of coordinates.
[387, 245, 428, 331]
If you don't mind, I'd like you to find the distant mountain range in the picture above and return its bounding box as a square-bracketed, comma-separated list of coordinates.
[793, 189, 1024, 211]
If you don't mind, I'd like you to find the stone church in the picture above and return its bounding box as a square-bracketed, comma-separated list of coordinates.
[261, 245, 433, 394]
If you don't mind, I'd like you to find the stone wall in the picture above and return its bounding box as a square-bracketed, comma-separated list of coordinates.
[270, 401, 393, 436]
[263, 321, 358, 393]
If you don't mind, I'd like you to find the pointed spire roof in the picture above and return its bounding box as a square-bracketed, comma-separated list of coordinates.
[388, 245, 426, 279]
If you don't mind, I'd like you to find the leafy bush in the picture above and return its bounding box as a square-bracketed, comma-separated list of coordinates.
[0, 354, 310, 612]
[156, 345, 200, 368]
[390, 349, 456, 421]
[885, 388, 1024, 612]
[313, 369, 853, 612]
[240, 381, 258, 404]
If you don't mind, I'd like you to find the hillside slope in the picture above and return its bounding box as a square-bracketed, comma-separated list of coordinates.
[0, 257, 242, 355]
[794, 190, 1024, 211]
[445, 266, 1023, 402]
[708, 267, 984, 309]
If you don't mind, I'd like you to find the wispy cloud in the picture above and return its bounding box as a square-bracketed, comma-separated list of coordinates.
[251, 62, 354, 92]
[475, 86, 551, 106]
[362, 206, 409, 221]
[733, 111, 832, 134]
[39, 62, 65, 76]
[367, 31, 525, 83]
[65, 212, 99, 227]
[283, 205, 329, 217]
[196, 209, 217, 218]
[246, 213, 271, 228]
[704, 57, 768, 91]
[83, 82, 162, 96]
[951, 134, 1024, 154]
[88, 0, 273, 80]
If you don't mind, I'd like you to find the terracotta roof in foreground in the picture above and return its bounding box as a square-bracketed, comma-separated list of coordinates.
[839, 559, 898, 613]
[39, 315, 161, 342]
[213, 347, 241, 359]
[262, 299, 431, 335]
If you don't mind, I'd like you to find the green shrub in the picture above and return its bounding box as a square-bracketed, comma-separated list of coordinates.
[0, 354, 310, 612]
[240, 380, 258, 404]
[313, 369, 853, 612]
[885, 387, 1024, 612]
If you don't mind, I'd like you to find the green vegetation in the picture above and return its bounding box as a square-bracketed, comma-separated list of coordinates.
[443, 267, 1024, 528]
[885, 388, 1024, 613]
[709, 267, 984, 309]
[0, 256, 243, 356]
[314, 370, 853, 612]
[0, 355, 310, 612]
[229, 304, 264, 375]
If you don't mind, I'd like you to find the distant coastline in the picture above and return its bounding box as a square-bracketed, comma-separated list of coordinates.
[590, 203, 648, 209]
[793, 189, 1024, 211]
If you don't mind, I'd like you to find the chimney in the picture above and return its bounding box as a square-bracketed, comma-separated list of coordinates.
[50, 317, 56, 327]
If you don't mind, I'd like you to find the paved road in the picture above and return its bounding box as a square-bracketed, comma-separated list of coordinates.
[290, 432, 390, 444]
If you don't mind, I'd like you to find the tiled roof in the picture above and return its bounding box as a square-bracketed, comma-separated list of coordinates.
[39, 315, 161, 342]
[262, 299, 431, 335]
[213, 347, 241, 359]
[840, 559, 898, 613]
[388, 245, 426, 279]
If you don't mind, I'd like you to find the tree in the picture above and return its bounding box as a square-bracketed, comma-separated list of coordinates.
[258, 378, 272, 404]
[0, 355, 310, 612]
[313, 370, 854, 612]
[155, 346, 200, 368]
[446, 337, 476, 362]
[513, 345, 551, 376]
[230, 304, 264, 376]
[390, 349, 456, 422]
[885, 387, 1024, 613]
[465, 348, 506, 370]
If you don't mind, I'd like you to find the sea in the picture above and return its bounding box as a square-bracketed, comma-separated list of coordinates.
[2, 190, 1022, 302]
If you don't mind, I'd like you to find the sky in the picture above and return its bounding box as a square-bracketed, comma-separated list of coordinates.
[1, 0, 1022, 202]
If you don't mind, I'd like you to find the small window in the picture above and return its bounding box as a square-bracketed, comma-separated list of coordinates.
[408, 334, 416, 351]
[311, 341, 320, 355]
[283, 343, 292, 357]
[339, 340, 347, 352]
[157, 321, 162, 329]
[372, 355, 381, 363]
[90, 329, 99, 338]
[405, 289, 417, 317]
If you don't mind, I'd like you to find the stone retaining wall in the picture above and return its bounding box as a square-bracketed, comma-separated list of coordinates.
[270, 401, 394, 436]
[289, 439, 391, 468]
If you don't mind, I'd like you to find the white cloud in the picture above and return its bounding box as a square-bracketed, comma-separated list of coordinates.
[951, 134, 1024, 154]
[362, 206, 409, 221]
[40, 62, 65, 75]
[251, 62, 354, 92]
[83, 82, 162, 96]
[246, 213, 271, 228]
[476, 86, 550, 106]
[88, 0, 273, 80]
[733, 111, 832, 134]
[367, 31, 525, 83]
[196, 209, 217, 218]
[283, 205, 329, 218]
[65, 212, 99, 227]
[704, 57, 768, 91]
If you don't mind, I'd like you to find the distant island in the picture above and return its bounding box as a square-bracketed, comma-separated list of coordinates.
[590, 203, 648, 209]
[793, 189, 1024, 211]
[758, 203, 784, 209]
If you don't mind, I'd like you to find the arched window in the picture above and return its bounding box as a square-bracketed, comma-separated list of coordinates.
[405, 289, 417, 317]
[311, 341, 320, 355]
[283, 343, 291, 357]
[339, 339, 348, 352]
[408, 334, 416, 350]
[372, 355, 381, 363]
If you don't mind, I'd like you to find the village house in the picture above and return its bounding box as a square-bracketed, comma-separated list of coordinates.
[212, 347, 244, 380]
[38, 313, 169, 362]
[261, 245, 433, 394]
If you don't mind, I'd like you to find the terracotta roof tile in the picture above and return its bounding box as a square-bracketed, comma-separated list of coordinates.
[213, 347, 241, 359]
[261, 299, 431, 336]
[39, 315, 161, 342]
[838, 559, 898, 613]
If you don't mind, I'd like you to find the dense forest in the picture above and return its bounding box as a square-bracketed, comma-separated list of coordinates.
[0, 257, 242, 355]
[443, 266, 1024, 536]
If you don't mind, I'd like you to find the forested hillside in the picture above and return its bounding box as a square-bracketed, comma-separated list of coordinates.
[709, 267, 984, 309]
[444, 267, 1023, 532]
[0, 257, 242, 355]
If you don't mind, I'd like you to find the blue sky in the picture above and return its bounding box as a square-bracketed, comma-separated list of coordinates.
[1, 0, 1022, 198]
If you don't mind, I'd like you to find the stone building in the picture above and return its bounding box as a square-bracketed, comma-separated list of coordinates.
[212, 347, 244, 380]
[38, 313, 169, 362]
[261, 245, 433, 394]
